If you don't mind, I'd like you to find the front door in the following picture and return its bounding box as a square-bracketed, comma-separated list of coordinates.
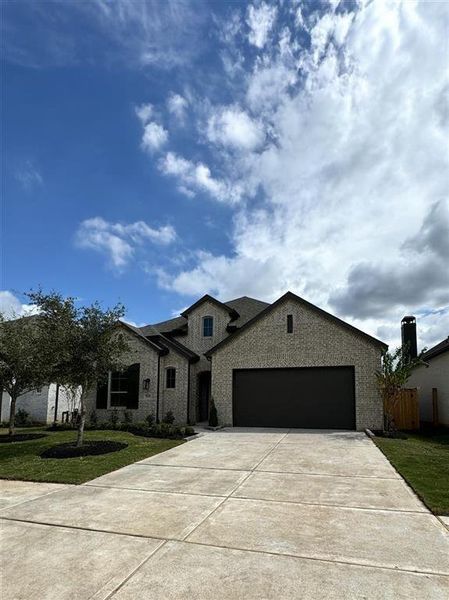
[198, 372, 211, 422]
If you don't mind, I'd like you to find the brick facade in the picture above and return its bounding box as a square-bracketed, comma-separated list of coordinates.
[173, 299, 231, 423]
[85, 295, 384, 429]
[210, 297, 384, 430]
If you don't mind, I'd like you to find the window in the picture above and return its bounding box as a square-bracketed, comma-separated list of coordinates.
[96, 363, 140, 410]
[166, 367, 176, 389]
[287, 314, 293, 333]
[110, 370, 128, 407]
[203, 316, 214, 337]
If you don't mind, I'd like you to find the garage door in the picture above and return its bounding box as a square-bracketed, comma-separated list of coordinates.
[233, 366, 355, 429]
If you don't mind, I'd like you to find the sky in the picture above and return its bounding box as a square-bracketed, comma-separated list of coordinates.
[1, 0, 448, 350]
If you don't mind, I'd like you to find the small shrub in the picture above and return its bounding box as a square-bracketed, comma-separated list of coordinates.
[109, 409, 119, 430]
[123, 411, 133, 426]
[46, 422, 76, 432]
[89, 410, 98, 428]
[128, 422, 192, 440]
[208, 399, 218, 427]
[162, 411, 175, 425]
[145, 413, 155, 428]
[15, 409, 31, 427]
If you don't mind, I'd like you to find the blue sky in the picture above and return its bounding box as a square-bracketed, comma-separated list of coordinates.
[2, 0, 448, 348]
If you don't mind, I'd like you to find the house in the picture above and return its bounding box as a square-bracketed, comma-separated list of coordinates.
[407, 335, 449, 426]
[0, 384, 78, 424]
[86, 291, 387, 431]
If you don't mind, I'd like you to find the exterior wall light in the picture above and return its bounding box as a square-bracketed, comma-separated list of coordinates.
[143, 378, 151, 391]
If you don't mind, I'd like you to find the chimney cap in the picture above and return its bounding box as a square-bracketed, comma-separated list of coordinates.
[401, 316, 416, 324]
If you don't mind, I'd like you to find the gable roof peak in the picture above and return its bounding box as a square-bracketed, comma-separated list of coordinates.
[205, 291, 387, 356]
[180, 294, 238, 319]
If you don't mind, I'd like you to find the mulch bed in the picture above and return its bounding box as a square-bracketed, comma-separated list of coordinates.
[0, 433, 48, 443]
[40, 440, 127, 459]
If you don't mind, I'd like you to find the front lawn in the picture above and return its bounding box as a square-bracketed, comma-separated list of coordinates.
[0, 427, 184, 484]
[374, 429, 449, 515]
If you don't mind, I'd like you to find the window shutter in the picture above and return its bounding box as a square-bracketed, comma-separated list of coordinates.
[126, 363, 140, 409]
[96, 379, 108, 409]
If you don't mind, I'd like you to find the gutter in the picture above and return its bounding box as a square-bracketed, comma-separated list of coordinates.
[156, 353, 161, 424]
[186, 362, 191, 425]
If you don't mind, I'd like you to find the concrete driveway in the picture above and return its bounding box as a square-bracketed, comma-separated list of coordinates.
[1, 429, 448, 599]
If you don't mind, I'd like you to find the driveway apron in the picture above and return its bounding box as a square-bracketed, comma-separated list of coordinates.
[1, 429, 448, 599]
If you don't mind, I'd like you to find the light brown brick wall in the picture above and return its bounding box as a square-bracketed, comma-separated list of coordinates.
[159, 351, 189, 424]
[173, 299, 231, 423]
[85, 330, 161, 424]
[210, 297, 383, 430]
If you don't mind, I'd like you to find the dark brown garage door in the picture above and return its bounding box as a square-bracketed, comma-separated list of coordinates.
[233, 367, 355, 429]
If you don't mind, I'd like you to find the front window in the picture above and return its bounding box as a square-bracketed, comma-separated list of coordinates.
[110, 371, 128, 406]
[166, 367, 176, 389]
[203, 316, 213, 337]
[96, 363, 140, 410]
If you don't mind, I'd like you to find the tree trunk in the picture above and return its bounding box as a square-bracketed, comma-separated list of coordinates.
[8, 393, 17, 436]
[76, 388, 87, 448]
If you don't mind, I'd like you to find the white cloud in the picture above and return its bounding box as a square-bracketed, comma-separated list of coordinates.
[167, 93, 188, 121]
[158, 152, 242, 203]
[141, 122, 168, 152]
[3, 0, 206, 70]
[154, 1, 449, 349]
[207, 106, 264, 151]
[0, 291, 38, 319]
[15, 160, 43, 191]
[246, 2, 277, 49]
[75, 217, 176, 269]
[135, 103, 168, 152]
[135, 103, 153, 124]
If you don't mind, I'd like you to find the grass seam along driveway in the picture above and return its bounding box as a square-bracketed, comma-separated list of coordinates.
[374, 431, 449, 516]
[0, 427, 184, 484]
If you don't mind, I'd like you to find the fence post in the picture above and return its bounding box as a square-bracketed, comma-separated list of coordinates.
[432, 388, 439, 427]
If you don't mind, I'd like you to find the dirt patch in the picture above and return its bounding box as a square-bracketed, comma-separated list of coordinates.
[40, 440, 127, 459]
[0, 433, 48, 443]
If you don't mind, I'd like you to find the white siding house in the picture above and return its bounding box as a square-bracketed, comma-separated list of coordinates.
[407, 338, 449, 426]
[0, 385, 79, 424]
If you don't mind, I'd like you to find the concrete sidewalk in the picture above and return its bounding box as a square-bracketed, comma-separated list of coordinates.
[1, 429, 448, 599]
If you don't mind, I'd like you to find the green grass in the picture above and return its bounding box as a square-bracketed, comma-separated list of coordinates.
[374, 430, 449, 516]
[0, 427, 184, 484]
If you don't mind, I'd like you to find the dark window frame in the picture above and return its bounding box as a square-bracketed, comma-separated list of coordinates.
[109, 370, 128, 407]
[166, 367, 176, 389]
[287, 314, 293, 334]
[202, 315, 214, 337]
[96, 363, 140, 410]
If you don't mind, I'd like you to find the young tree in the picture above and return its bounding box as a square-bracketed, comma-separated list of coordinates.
[0, 314, 53, 436]
[28, 291, 129, 447]
[376, 346, 425, 432]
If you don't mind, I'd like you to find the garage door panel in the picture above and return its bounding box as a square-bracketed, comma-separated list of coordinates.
[233, 367, 355, 429]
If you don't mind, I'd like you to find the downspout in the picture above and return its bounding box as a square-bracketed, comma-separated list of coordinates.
[186, 362, 191, 425]
[53, 384, 60, 423]
[156, 353, 161, 424]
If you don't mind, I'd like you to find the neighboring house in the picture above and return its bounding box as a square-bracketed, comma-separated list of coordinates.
[86, 291, 387, 431]
[0, 384, 78, 424]
[407, 337, 449, 426]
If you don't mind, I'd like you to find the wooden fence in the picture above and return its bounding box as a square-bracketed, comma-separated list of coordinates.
[386, 388, 420, 431]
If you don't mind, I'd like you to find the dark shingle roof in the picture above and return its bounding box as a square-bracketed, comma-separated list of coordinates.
[139, 295, 268, 337]
[224, 296, 270, 327]
[422, 336, 449, 361]
[140, 316, 187, 336]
